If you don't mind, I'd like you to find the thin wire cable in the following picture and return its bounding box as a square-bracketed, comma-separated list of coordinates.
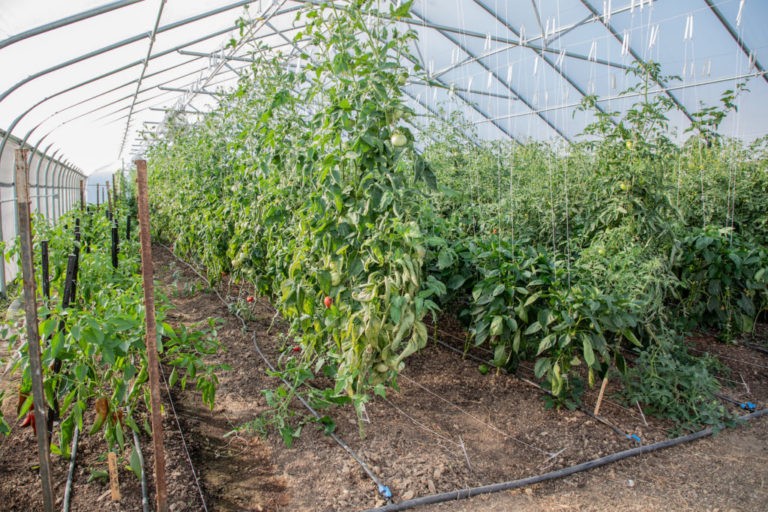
[399, 373, 562, 459]
[380, 397, 460, 447]
[157, 361, 209, 512]
[157, 243, 393, 501]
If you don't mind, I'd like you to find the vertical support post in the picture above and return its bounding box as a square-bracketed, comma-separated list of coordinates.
[96, 183, 100, 208]
[41, 241, 50, 300]
[72, 219, 81, 304]
[135, 159, 168, 512]
[111, 223, 119, 269]
[106, 181, 113, 216]
[14, 149, 55, 512]
[80, 179, 85, 211]
[0, 188, 5, 297]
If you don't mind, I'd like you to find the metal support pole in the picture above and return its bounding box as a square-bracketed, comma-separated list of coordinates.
[35, 144, 54, 214]
[43, 154, 59, 221]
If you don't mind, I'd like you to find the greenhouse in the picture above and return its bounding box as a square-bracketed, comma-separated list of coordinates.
[0, 1, 766, 510]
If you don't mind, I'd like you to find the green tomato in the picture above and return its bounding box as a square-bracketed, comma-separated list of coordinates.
[390, 131, 407, 147]
[478, 364, 489, 375]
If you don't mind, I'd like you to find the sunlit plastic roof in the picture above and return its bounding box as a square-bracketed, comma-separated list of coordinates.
[1, 0, 766, 175]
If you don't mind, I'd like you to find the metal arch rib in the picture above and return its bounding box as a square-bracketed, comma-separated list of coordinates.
[0, 22, 239, 173]
[118, 0, 168, 157]
[0, 1, 293, 174]
[578, 0, 694, 124]
[0, 0, 259, 106]
[409, 7, 569, 143]
[402, 88, 486, 147]
[473, 0, 615, 128]
[703, 0, 767, 86]
[0, 0, 144, 50]
[19, 25, 289, 159]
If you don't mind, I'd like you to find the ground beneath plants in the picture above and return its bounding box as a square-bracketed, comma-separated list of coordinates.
[1, 245, 767, 511]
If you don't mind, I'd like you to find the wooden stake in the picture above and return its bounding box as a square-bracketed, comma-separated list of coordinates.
[135, 159, 168, 512]
[593, 374, 610, 416]
[79, 179, 85, 210]
[108, 451, 122, 501]
[15, 149, 55, 512]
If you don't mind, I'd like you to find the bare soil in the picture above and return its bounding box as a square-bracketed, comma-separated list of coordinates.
[1, 245, 766, 511]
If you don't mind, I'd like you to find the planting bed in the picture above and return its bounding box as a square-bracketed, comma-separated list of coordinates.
[1, 244, 766, 511]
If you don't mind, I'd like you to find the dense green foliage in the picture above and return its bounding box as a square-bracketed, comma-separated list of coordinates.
[1, 195, 224, 470]
[146, 1, 767, 432]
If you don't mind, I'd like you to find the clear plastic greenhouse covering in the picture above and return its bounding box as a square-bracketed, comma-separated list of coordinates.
[0, 0, 766, 178]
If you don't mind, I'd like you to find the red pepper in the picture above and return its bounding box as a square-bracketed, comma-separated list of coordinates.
[20, 412, 36, 435]
[89, 397, 109, 435]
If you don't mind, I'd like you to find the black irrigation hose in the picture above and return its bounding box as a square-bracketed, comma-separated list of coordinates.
[130, 414, 150, 512]
[745, 342, 768, 356]
[62, 426, 79, 512]
[157, 244, 393, 502]
[363, 408, 768, 512]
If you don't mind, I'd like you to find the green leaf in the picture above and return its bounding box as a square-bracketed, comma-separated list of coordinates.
[490, 315, 504, 337]
[524, 292, 541, 307]
[582, 335, 596, 367]
[695, 236, 713, 250]
[128, 447, 142, 478]
[391, 0, 413, 18]
[536, 334, 556, 355]
[437, 248, 454, 270]
[524, 322, 542, 336]
[534, 358, 551, 379]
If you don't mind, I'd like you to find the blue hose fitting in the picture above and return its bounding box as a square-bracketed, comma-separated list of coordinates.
[626, 433, 642, 444]
[378, 484, 392, 499]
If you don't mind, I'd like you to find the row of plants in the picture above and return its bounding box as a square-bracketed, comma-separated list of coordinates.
[0, 192, 224, 476]
[420, 64, 767, 424]
[144, 0, 767, 435]
[148, 0, 435, 431]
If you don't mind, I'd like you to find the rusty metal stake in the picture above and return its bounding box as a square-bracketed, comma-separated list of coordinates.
[15, 148, 55, 512]
[135, 159, 168, 512]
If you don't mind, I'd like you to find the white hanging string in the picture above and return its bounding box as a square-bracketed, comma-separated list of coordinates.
[736, 0, 745, 27]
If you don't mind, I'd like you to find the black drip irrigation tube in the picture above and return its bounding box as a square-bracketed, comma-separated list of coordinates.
[62, 426, 79, 512]
[158, 245, 393, 503]
[363, 408, 768, 512]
